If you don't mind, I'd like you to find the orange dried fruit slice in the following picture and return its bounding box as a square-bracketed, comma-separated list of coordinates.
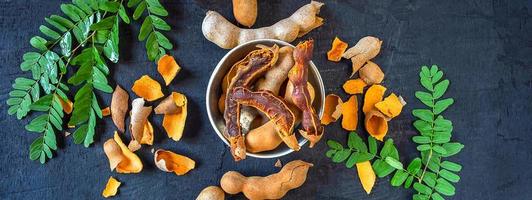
[343, 78, 367, 94]
[103, 132, 143, 173]
[356, 161, 376, 194]
[327, 37, 348, 62]
[158, 92, 187, 141]
[154, 149, 195, 175]
[321, 94, 343, 125]
[158, 55, 181, 86]
[102, 176, 121, 198]
[131, 75, 164, 101]
[375, 93, 405, 118]
[341, 95, 358, 131]
[364, 109, 388, 141]
[363, 84, 386, 114]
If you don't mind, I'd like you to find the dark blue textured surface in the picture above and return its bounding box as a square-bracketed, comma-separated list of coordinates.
[1, 0, 532, 199]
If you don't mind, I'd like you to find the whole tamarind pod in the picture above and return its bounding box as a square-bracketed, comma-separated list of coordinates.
[232, 0, 257, 27]
[232, 87, 299, 151]
[224, 45, 279, 161]
[288, 39, 324, 148]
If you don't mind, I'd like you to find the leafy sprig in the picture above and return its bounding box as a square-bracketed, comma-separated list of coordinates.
[128, 0, 173, 61]
[326, 65, 464, 200]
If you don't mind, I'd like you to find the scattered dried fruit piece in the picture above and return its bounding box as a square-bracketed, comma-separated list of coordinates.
[141, 121, 154, 145]
[102, 176, 121, 198]
[364, 109, 388, 141]
[196, 186, 225, 200]
[232, 0, 257, 27]
[64, 131, 71, 137]
[129, 98, 152, 146]
[359, 61, 384, 85]
[158, 55, 181, 86]
[232, 87, 299, 151]
[55, 94, 73, 114]
[103, 132, 143, 173]
[375, 93, 405, 118]
[327, 37, 348, 62]
[341, 95, 359, 131]
[101, 107, 111, 117]
[275, 159, 282, 168]
[288, 40, 323, 148]
[132, 75, 164, 101]
[342, 36, 382, 77]
[160, 92, 187, 141]
[363, 84, 387, 114]
[220, 160, 313, 200]
[343, 78, 367, 94]
[111, 85, 129, 132]
[154, 149, 195, 175]
[356, 161, 376, 194]
[321, 94, 343, 125]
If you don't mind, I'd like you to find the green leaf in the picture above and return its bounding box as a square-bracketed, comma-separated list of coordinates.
[432, 71, 443, 84]
[348, 132, 367, 152]
[422, 171, 437, 187]
[50, 15, 75, 28]
[72, 0, 92, 15]
[146, 32, 159, 60]
[440, 161, 462, 172]
[415, 91, 434, 107]
[146, 0, 168, 16]
[412, 136, 431, 144]
[332, 149, 351, 163]
[325, 149, 336, 158]
[118, 5, 131, 24]
[385, 157, 403, 170]
[30, 94, 53, 111]
[150, 15, 170, 30]
[345, 152, 359, 168]
[128, 0, 143, 8]
[432, 145, 447, 155]
[439, 169, 460, 183]
[133, 2, 147, 20]
[61, 4, 81, 22]
[155, 31, 172, 49]
[432, 80, 449, 99]
[30, 36, 48, 51]
[45, 17, 68, 32]
[90, 16, 116, 30]
[433, 98, 454, 115]
[390, 170, 408, 186]
[412, 109, 433, 122]
[372, 159, 395, 178]
[413, 194, 430, 200]
[39, 25, 61, 40]
[407, 158, 422, 174]
[327, 140, 343, 150]
[138, 16, 152, 41]
[435, 178, 455, 196]
[431, 193, 445, 200]
[404, 175, 414, 189]
[60, 32, 72, 57]
[441, 143, 463, 157]
[73, 124, 88, 144]
[413, 182, 432, 195]
[69, 84, 93, 125]
[25, 114, 49, 132]
[380, 139, 398, 159]
[100, 1, 120, 12]
[430, 65, 438, 75]
[44, 128, 57, 150]
[29, 137, 44, 160]
[417, 144, 431, 151]
[420, 76, 433, 91]
[368, 136, 377, 154]
[420, 66, 430, 77]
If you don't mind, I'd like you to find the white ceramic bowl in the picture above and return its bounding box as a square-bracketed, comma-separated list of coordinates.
[206, 39, 325, 158]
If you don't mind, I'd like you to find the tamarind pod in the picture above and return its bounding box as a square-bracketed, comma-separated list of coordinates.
[232, 0, 257, 27]
[288, 40, 323, 148]
[202, 1, 324, 49]
[232, 87, 300, 151]
[224, 45, 279, 161]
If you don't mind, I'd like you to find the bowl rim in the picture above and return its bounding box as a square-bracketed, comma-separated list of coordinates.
[205, 39, 325, 159]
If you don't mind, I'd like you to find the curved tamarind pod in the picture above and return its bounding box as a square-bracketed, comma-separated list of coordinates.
[232, 87, 300, 151]
[288, 40, 323, 148]
[202, 1, 324, 49]
[240, 46, 295, 134]
[224, 45, 279, 161]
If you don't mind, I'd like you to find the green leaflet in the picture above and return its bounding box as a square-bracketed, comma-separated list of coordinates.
[129, 0, 173, 61]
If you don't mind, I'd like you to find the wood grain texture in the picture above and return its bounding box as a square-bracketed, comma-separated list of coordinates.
[0, 0, 531, 199]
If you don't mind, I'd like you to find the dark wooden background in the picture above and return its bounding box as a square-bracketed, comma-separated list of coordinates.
[1, 0, 531, 199]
